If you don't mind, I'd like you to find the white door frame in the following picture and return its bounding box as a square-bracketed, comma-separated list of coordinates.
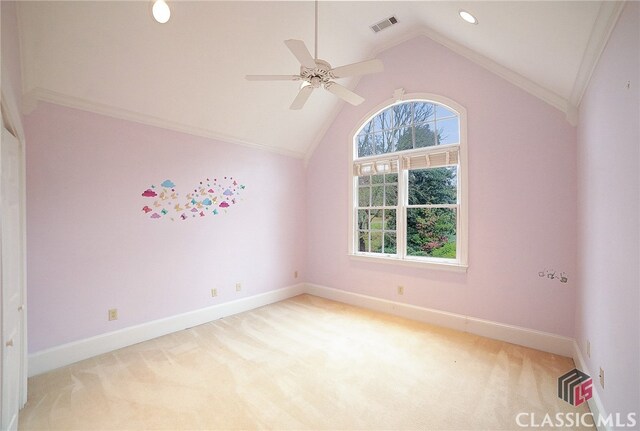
[1, 93, 28, 420]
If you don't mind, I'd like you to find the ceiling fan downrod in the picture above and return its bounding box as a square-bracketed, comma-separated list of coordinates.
[244, 0, 384, 109]
[314, 0, 318, 60]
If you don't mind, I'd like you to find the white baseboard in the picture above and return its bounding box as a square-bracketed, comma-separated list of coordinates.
[305, 283, 575, 357]
[29, 282, 576, 377]
[572, 340, 611, 431]
[28, 284, 305, 376]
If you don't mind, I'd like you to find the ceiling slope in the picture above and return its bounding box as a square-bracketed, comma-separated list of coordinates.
[16, 1, 623, 159]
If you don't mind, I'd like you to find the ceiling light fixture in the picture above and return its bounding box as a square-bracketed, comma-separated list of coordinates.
[458, 10, 478, 25]
[152, 0, 171, 24]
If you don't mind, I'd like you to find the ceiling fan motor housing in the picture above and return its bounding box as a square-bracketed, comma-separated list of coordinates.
[300, 59, 333, 88]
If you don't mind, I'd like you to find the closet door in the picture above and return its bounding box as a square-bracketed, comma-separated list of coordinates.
[1, 126, 25, 431]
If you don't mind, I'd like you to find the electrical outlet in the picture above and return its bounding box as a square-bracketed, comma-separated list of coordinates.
[599, 367, 605, 388]
[108, 308, 118, 321]
[211, 288, 217, 297]
[397, 285, 404, 295]
[235, 282, 242, 292]
[294, 270, 298, 279]
[587, 340, 591, 358]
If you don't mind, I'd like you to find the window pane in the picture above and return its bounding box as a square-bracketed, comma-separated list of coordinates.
[413, 102, 436, 123]
[408, 167, 457, 205]
[371, 185, 384, 206]
[358, 231, 369, 252]
[414, 123, 436, 148]
[371, 174, 384, 184]
[406, 208, 457, 258]
[370, 209, 383, 230]
[436, 104, 456, 120]
[385, 184, 397, 206]
[358, 186, 370, 207]
[358, 176, 370, 186]
[373, 133, 385, 155]
[361, 121, 374, 135]
[396, 127, 414, 151]
[355, 101, 459, 159]
[373, 109, 393, 132]
[436, 117, 460, 145]
[382, 129, 399, 154]
[370, 231, 383, 253]
[393, 104, 412, 128]
[384, 232, 397, 254]
[383, 209, 396, 230]
[357, 209, 369, 230]
[357, 133, 375, 157]
[385, 173, 398, 183]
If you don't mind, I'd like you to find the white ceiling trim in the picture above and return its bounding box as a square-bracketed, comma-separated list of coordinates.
[569, 0, 626, 109]
[18, 3, 622, 163]
[24, 87, 307, 159]
[304, 21, 590, 162]
[372, 25, 573, 122]
[1, 88, 25, 143]
[303, 99, 348, 167]
[16, 2, 308, 159]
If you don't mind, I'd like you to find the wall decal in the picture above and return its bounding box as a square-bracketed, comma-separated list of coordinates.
[538, 269, 568, 283]
[140, 177, 245, 221]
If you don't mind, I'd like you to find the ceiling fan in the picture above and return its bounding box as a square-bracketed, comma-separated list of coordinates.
[245, 1, 384, 110]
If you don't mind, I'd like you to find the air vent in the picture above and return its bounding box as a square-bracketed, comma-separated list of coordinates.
[370, 16, 398, 33]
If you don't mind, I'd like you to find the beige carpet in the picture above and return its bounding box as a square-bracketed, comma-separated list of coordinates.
[19, 294, 592, 430]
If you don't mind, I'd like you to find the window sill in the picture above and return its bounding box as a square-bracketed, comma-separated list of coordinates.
[348, 253, 468, 272]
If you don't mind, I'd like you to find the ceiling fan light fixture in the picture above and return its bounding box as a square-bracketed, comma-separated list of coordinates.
[152, 0, 171, 24]
[458, 10, 478, 25]
[245, 0, 383, 110]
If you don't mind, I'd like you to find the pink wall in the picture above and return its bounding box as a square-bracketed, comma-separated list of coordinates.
[576, 2, 639, 419]
[25, 103, 306, 352]
[306, 35, 578, 337]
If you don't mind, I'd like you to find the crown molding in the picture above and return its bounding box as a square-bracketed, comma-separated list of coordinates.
[374, 26, 572, 118]
[569, 1, 626, 109]
[304, 26, 577, 166]
[304, 23, 582, 162]
[17, 3, 306, 160]
[25, 87, 306, 160]
[1, 88, 25, 142]
[303, 81, 364, 167]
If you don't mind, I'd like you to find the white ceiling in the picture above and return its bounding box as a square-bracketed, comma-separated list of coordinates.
[17, 1, 620, 159]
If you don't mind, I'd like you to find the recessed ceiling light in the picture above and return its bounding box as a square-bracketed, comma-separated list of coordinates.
[152, 0, 171, 24]
[458, 10, 478, 25]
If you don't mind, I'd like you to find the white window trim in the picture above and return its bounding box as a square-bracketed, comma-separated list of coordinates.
[347, 92, 468, 271]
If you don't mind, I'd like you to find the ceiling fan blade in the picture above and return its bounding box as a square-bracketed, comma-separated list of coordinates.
[324, 82, 365, 106]
[290, 85, 314, 110]
[284, 39, 316, 69]
[331, 59, 384, 79]
[245, 75, 301, 81]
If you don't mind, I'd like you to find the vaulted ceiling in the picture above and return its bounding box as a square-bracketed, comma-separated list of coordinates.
[17, 1, 622, 159]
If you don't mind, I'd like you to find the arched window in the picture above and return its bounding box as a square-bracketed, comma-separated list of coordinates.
[350, 95, 468, 270]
